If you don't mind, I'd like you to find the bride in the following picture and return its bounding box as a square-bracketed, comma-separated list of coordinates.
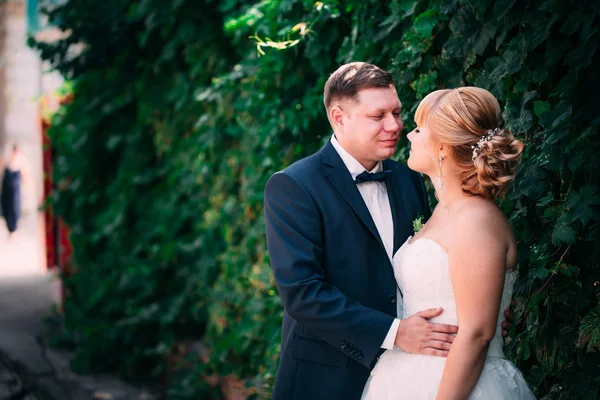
[362, 87, 535, 399]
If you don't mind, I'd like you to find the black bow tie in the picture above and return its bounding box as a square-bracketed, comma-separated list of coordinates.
[354, 170, 392, 184]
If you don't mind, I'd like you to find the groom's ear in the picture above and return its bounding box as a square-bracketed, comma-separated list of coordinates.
[330, 105, 345, 129]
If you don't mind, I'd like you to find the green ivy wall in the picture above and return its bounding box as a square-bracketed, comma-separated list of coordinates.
[31, 0, 600, 398]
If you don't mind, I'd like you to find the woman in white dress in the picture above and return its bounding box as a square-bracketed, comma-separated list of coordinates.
[362, 87, 535, 399]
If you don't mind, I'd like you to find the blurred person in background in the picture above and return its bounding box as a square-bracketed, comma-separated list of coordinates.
[1, 144, 28, 236]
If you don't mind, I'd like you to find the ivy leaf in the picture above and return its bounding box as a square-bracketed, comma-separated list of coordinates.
[557, 263, 578, 277]
[577, 117, 600, 141]
[539, 101, 572, 129]
[411, 71, 438, 99]
[377, 15, 402, 38]
[495, 27, 508, 50]
[531, 67, 548, 84]
[523, 19, 553, 52]
[509, 109, 533, 134]
[443, 37, 468, 58]
[536, 192, 553, 208]
[551, 218, 576, 245]
[503, 33, 527, 75]
[489, 57, 509, 81]
[543, 125, 569, 145]
[505, 93, 535, 134]
[521, 90, 537, 105]
[578, 305, 600, 352]
[475, 56, 505, 97]
[390, 1, 417, 18]
[567, 152, 585, 171]
[535, 267, 549, 280]
[413, 10, 439, 38]
[543, 206, 562, 219]
[440, 0, 460, 15]
[517, 341, 531, 361]
[492, 0, 517, 20]
[518, 165, 548, 199]
[533, 100, 550, 116]
[567, 185, 600, 226]
[473, 22, 496, 55]
[561, 11, 582, 34]
[545, 39, 570, 66]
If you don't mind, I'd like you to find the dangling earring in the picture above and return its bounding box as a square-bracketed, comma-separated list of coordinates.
[438, 156, 444, 189]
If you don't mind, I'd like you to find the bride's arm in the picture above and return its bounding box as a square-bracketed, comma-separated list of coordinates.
[435, 207, 508, 400]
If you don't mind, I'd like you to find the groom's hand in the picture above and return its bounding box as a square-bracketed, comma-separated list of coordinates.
[393, 308, 458, 357]
[501, 299, 516, 338]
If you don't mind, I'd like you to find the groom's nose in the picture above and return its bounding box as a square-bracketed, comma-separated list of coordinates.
[383, 115, 401, 133]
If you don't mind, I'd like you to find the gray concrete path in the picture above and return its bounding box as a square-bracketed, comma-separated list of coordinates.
[0, 350, 42, 399]
[0, 215, 156, 399]
[0, 268, 158, 400]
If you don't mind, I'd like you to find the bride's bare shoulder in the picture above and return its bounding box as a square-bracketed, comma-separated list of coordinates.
[454, 197, 511, 238]
[451, 198, 517, 269]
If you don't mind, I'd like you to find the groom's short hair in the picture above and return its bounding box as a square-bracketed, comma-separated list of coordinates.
[323, 62, 395, 111]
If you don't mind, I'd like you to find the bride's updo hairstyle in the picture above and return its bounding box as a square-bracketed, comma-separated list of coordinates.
[415, 87, 524, 200]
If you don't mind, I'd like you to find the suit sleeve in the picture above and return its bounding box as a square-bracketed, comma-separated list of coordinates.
[264, 171, 395, 368]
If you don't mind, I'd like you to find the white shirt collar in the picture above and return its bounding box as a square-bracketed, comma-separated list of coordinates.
[330, 134, 382, 180]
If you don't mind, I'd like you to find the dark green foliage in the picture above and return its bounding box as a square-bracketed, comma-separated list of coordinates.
[31, 0, 600, 398]
[32, 0, 236, 380]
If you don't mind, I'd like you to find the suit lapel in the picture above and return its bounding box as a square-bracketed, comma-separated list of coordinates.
[383, 159, 412, 255]
[321, 142, 385, 249]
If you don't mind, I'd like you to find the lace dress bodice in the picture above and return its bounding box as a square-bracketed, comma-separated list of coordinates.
[394, 236, 517, 358]
[361, 236, 534, 400]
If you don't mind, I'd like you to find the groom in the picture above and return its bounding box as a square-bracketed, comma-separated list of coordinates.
[264, 62, 511, 399]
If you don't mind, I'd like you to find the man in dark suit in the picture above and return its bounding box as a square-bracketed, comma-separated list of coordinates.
[264, 62, 511, 399]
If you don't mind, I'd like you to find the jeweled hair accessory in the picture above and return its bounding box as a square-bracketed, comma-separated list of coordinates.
[471, 127, 502, 160]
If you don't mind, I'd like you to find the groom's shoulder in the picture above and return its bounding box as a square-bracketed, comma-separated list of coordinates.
[265, 152, 322, 200]
[279, 150, 323, 180]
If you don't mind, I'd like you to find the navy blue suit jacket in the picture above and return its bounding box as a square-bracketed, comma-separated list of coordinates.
[264, 140, 431, 400]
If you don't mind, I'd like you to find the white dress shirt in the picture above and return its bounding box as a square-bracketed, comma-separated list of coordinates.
[331, 135, 402, 350]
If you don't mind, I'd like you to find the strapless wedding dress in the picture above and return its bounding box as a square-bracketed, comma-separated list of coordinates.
[362, 237, 535, 399]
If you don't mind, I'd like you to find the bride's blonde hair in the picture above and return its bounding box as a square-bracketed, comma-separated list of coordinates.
[415, 87, 524, 200]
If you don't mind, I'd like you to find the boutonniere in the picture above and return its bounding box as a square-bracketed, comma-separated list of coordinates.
[412, 215, 424, 233]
